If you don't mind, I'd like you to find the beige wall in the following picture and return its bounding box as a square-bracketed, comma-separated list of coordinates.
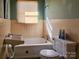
[45, 0, 79, 43]
[0, 18, 11, 59]
[44, 19, 79, 43]
[0, 19, 44, 58]
[11, 20, 44, 38]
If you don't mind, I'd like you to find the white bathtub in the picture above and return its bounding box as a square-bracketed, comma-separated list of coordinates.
[14, 38, 53, 58]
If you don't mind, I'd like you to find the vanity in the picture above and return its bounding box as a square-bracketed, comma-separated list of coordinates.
[4, 34, 24, 45]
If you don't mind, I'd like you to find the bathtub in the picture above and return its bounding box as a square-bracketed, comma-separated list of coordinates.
[14, 38, 53, 58]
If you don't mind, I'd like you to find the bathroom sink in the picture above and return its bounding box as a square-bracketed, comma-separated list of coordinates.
[4, 35, 24, 45]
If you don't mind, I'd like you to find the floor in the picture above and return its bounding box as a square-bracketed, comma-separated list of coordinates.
[10, 57, 40, 59]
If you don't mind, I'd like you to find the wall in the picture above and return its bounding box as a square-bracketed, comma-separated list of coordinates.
[50, 19, 79, 43]
[44, 0, 79, 43]
[10, 0, 45, 38]
[10, 0, 17, 19]
[44, 19, 79, 43]
[0, 0, 3, 18]
[10, 0, 45, 20]
[0, 18, 11, 59]
[38, 0, 45, 20]
[46, 0, 79, 19]
[11, 20, 44, 38]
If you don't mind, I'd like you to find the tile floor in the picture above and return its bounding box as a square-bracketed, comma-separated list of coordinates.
[12, 57, 40, 59]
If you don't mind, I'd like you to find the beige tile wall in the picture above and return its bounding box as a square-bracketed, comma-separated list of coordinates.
[11, 20, 44, 38]
[0, 18, 11, 59]
[44, 19, 79, 43]
[0, 18, 79, 58]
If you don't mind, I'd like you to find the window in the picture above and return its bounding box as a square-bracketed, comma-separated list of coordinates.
[17, 0, 38, 23]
